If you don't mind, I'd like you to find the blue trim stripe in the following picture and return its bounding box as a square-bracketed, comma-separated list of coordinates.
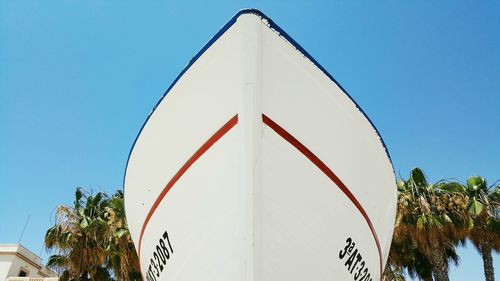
[123, 8, 394, 188]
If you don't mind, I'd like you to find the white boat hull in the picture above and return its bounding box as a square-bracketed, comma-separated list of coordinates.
[124, 9, 396, 281]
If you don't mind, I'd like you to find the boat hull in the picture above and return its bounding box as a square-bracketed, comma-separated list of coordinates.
[124, 10, 396, 281]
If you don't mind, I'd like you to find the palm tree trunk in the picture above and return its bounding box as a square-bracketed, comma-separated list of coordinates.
[481, 245, 495, 281]
[430, 247, 449, 281]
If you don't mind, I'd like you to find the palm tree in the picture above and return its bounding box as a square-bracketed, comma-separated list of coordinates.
[386, 233, 461, 281]
[105, 190, 142, 281]
[394, 168, 470, 281]
[385, 235, 433, 281]
[382, 260, 405, 281]
[45, 188, 111, 280]
[45, 188, 142, 281]
[461, 176, 500, 281]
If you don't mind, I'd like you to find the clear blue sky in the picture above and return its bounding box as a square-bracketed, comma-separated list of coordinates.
[0, 1, 498, 280]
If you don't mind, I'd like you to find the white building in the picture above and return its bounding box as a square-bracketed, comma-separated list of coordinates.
[0, 244, 57, 281]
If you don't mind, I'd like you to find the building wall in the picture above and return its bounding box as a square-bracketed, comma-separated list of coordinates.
[0, 254, 15, 281]
[0, 245, 56, 280]
[6, 254, 45, 278]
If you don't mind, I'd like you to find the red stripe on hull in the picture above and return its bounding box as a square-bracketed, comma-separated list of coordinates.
[137, 114, 239, 257]
[262, 114, 383, 280]
[136, 113, 383, 280]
